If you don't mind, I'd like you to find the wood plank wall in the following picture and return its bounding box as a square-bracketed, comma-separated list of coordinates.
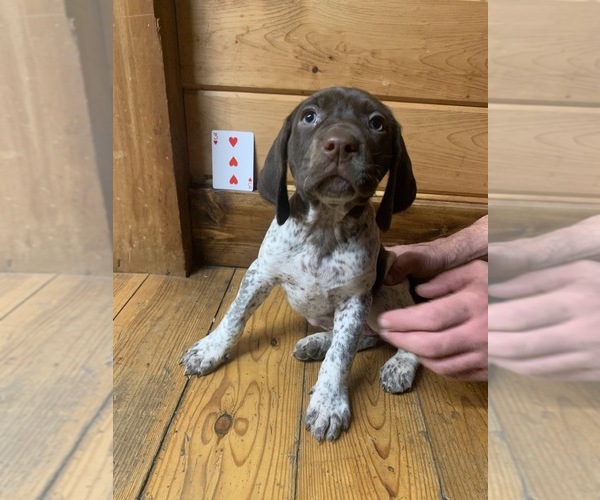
[488, 4, 600, 497]
[0, 0, 111, 274]
[489, 0, 600, 203]
[175, 0, 489, 268]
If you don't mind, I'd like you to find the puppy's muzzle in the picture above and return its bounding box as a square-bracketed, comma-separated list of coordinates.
[322, 131, 360, 165]
[314, 175, 356, 198]
[306, 126, 368, 200]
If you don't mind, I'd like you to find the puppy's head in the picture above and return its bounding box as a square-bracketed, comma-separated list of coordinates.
[258, 87, 416, 230]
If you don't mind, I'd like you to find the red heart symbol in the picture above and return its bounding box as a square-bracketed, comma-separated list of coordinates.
[213, 139, 218, 145]
[229, 156, 238, 167]
[228, 137, 238, 147]
[229, 175, 238, 185]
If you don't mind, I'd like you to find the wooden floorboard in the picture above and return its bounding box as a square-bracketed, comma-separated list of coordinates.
[114, 269, 488, 499]
[0, 274, 112, 498]
[489, 201, 600, 497]
[297, 345, 440, 499]
[0, 273, 55, 318]
[46, 395, 114, 500]
[113, 272, 148, 317]
[417, 372, 488, 499]
[490, 369, 600, 498]
[488, 402, 526, 499]
[113, 268, 235, 500]
[144, 270, 307, 499]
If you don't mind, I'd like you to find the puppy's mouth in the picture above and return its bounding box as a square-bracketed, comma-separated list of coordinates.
[313, 175, 356, 199]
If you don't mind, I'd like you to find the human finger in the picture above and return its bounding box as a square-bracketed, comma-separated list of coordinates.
[419, 351, 488, 381]
[416, 260, 487, 299]
[379, 324, 483, 359]
[383, 251, 425, 285]
[489, 351, 590, 379]
[488, 290, 573, 332]
[488, 325, 577, 360]
[489, 261, 599, 299]
[379, 294, 470, 333]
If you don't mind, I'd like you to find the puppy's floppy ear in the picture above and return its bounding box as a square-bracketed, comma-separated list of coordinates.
[258, 116, 292, 225]
[376, 123, 417, 231]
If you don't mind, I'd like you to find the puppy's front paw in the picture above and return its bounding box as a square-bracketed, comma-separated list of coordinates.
[182, 336, 229, 376]
[380, 351, 419, 394]
[292, 332, 332, 361]
[305, 389, 350, 441]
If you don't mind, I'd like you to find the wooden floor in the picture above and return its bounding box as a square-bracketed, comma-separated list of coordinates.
[0, 273, 112, 498]
[6, 271, 595, 498]
[489, 370, 600, 499]
[114, 268, 488, 499]
[489, 203, 600, 499]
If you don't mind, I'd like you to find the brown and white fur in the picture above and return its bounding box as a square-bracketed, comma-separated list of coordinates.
[183, 87, 419, 441]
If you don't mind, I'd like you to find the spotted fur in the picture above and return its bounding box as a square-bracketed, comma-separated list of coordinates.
[183, 87, 420, 441]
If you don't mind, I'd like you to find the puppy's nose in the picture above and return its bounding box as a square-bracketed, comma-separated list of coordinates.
[323, 134, 359, 162]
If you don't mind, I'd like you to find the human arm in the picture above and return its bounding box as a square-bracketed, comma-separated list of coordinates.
[385, 215, 488, 284]
[489, 214, 600, 283]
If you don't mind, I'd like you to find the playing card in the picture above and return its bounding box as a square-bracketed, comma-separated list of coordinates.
[212, 130, 254, 191]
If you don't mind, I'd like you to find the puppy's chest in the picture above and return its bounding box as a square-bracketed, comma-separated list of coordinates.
[284, 252, 374, 315]
[260, 223, 379, 316]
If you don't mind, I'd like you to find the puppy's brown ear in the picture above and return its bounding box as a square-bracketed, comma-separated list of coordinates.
[376, 125, 417, 231]
[258, 117, 292, 225]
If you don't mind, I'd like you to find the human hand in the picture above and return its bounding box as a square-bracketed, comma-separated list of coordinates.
[378, 260, 488, 381]
[385, 216, 488, 285]
[383, 242, 451, 285]
[488, 240, 535, 283]
[489, 214, 600, 283]
[489, 260, 600, 381]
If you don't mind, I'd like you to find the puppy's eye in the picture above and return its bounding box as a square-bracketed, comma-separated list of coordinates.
[369, 115, 386, 132]
[301, 110, 318, 124]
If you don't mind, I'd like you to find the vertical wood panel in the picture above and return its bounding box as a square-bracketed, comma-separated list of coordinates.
[65, 0, 112, 235]
[0, 1, 110, 273]
[113, 0, 192, 276]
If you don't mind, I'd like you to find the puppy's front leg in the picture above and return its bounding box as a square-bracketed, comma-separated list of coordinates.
[305, 294, 371, 441]
[183, 261, 274, 376]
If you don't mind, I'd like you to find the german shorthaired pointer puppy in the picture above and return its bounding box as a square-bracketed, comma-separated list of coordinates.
[183, 87, 419, 441]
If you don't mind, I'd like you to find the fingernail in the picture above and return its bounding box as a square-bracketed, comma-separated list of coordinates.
[378, 315, 390, 330]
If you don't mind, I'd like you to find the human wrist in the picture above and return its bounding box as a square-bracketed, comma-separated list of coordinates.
[434, 216, 488, 271]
